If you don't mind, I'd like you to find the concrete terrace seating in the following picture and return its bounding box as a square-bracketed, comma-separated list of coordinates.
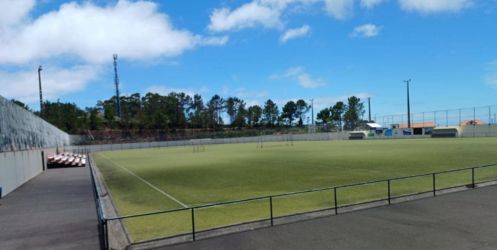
[48, 152, 87, 168]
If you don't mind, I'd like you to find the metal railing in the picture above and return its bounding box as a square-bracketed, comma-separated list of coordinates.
[89, 159, 497, 250]
[88, 153, 109, 250]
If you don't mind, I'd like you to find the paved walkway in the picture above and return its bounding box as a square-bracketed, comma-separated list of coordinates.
[0, 167, 100, 250]
[166, 185, 497, 250]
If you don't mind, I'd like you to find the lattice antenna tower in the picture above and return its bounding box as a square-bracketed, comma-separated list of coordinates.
[113, 54, 122, 118]
[38, 65, 43, 116]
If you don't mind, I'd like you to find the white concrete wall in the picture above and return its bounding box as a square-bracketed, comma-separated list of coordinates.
[461, 125, 497, 137]
[0, 95, 72, 196]
[0, 150, 44, 196]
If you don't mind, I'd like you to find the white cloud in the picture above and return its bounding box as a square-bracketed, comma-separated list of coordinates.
[0, 65, 100, 104]
[199, 36, 230, 46]
[360, 0, 385, 9]
[280, 25, 311, 43]
[0, 0, 35, 27]
[269, 66, 304, 79]
[350, 23, 381, 37]
[208, 0, 323, 32]
[0, 0, 228, 65]
[258, 0, 320, 9]
[297, 73, 326, 88]
[208, 0, 474, 33]
[399, 0, 473, 13]
[208, 1, 283, 32]
[324, 0, 354, 20]
[270, 66, 326, 88]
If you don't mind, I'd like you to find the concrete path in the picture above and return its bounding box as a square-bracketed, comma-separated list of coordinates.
[0, 167, 100, 250]
[166, 185, 497, 250]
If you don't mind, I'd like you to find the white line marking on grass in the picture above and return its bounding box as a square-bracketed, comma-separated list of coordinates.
[99, 154, 188, 208]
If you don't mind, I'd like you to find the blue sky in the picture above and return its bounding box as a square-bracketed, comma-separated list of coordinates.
[1, 0, 497, 120]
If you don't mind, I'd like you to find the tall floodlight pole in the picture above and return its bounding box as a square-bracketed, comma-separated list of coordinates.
[368, 97, 371, 122]
[404, 79, 411, 128]
[38, 65, 43, 117]
[113, 54, 121, 118]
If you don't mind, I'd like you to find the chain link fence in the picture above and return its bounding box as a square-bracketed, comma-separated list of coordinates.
[376, 105, 497, 128]
[71, 132, 349, 153]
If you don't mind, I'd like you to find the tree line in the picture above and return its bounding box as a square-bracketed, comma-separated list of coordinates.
[316, 96, 366, 131]
[11, 93, 365, 134]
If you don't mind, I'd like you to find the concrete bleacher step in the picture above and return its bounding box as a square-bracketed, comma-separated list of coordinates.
[47, 152, 87, 168]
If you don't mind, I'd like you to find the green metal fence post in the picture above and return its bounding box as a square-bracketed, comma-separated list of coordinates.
[269, 196, 274, 226]
[103, 219, 109, 250]
[334, 187, 338, 215]
[191, 208, 196, 241]
[472, 168, 475, 188]
[387, 180, 391, 205]
[432, 173, 436, 196]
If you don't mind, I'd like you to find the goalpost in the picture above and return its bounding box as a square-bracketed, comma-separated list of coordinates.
[257, 132, 294, 149]
[256, 134, 263, 149]
[285, 133, 294, 146]
[191, 138, 210, 152]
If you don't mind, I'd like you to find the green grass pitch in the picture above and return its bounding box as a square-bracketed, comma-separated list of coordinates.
[94, 137, 497, 242]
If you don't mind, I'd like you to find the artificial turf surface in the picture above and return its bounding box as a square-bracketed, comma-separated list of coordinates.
[93, 137, 497, 242]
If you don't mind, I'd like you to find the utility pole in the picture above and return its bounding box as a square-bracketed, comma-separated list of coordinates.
[38, 65, 43, 117]
[368, 97, 371, 122]
[113, 54, 121, 118]
[404, 79, 411, 128]
[310, 98, 314, 126]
